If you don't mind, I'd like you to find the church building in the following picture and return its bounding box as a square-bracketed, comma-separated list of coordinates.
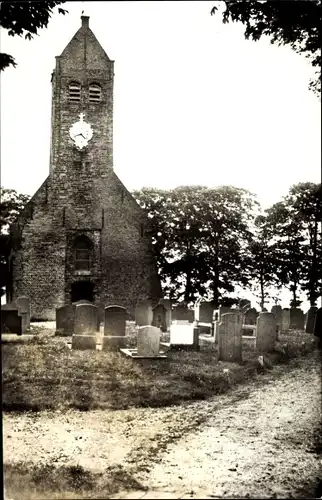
[7, 15, 162, 320]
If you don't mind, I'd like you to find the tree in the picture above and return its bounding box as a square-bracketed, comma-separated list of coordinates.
[0, 1, 68, 71]
[211, 1, 321, 96]
[134, 185, 259, 306]
[263, 182, 322, 308]
[249, 214, 279, 311]
[0, 187, 30, 296]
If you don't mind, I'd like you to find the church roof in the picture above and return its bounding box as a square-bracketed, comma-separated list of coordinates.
[59, 15, 112, 64]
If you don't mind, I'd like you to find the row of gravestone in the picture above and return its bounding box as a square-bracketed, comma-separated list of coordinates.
[1, 296, 31, 335]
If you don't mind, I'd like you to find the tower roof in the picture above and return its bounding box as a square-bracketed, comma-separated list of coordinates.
[58, 14, 112, 66]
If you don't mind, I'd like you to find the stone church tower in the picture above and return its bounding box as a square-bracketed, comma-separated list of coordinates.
[8, 16, 162, 320]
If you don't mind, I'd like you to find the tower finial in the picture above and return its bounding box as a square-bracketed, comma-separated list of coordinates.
[81, 14, 89, 28]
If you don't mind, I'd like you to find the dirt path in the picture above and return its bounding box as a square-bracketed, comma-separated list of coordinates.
[4, 352, 321, 499]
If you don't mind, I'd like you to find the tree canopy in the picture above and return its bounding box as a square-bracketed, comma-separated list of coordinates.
[211, 0, 321, 96]
[0, 1, 68, 71]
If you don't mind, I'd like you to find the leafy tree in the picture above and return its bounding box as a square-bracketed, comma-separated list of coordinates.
[134, 185, 259, 306]
[263, 182, 322, 308]
[211, 0, 321, 96]
[249, 214, 279, 311]
[0, 187, 30, 296]
[284, 182, 322, 306]
[0, 1, 68, 71]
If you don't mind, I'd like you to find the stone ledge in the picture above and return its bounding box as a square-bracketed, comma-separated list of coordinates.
[102, 335, 126, 351]
[71, 334, 97, 350]
[120, 348, 167, 359]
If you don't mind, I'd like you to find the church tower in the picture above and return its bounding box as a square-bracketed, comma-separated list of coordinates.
[8, 16, 162, 320]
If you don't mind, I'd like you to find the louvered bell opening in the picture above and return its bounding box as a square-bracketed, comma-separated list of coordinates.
[89, 86, 101, 102]
[69, 85, 81, 101]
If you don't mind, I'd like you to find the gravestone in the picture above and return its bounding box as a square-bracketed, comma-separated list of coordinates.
[1, 304, 22, 335]
[281, 308, 290, 331]
[74, 303, 98, 334]
[135, 299, 153, 326]
[16, 296, 31, 330]
[244, 308, 258, 326]
[172, 304, 194, 323]
[158, 298, 172, 331]
[152, 303, 167, 332]
[305, 306, 318, 334]
[271, 305, 282, 325]
[218, 306, 232, 320]
[290, 308, 304, 330]
[197, 301, 214, 324]
[137, 325, 161, 356]
[239, 299, 251, 309]
[256, 312, 276, 352]
[169, 323, 200, 350]
[56, 304, 75, 335]
[104, 305, 126, 336]
[73, 300, 100, 331]
[103, 305, 127, 351]
[313, 308, 322, 338]
[218, 313, 243, 362]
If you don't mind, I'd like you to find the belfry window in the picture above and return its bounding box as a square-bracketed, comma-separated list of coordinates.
[69, 82, 81, 101]
[74, 235, 92, 271]
[89, 83, 101, 102]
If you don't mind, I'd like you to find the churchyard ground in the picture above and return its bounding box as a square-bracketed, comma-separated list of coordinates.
[2, 323, 321, 499]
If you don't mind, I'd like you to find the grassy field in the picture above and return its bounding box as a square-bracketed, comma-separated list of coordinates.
[2, 324, 318, 412]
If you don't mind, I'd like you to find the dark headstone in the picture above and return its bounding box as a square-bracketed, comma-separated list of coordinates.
[172, 304, 194, 323]
[198, 301, 214, 323]
[152, 303, 167, 332]
[104, 305, 126, 336]
[1, 307, 22, 335]
[313, 308, 322, 338]
[56, 304, 75, 335]
[244, 308, 258, 326]
[256, 312, 276, 353]
[305, 306, 318, 334]
[135, 299, 153, 326]
[290, 308, 304, 330]
[158, 298, 172, 331]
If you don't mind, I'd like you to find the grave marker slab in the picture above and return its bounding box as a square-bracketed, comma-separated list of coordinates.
[218, 313, 243, 362]
[104, 305, 126, 336]
[158, 299, 172, 331]
[244, 308, 258, 326]
[135, 299, 153, 326]
[313, 308, 322, 338]
[305, 306, 318, 334]
[137, 325, 161, 357]
[152, 303, 167, 332]
[256, 312, 276, 352]
[1, 305, 22, 335]
[290, 308, 304, 330]
[74, 303, 98, 335]
[16, 296, 31, 329]
[281, 308, 290, 331]
[56, 304, 75, 335]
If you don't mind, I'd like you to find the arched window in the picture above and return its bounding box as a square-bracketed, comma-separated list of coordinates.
[89, 83, 101, 102]
[69, 82, 81, 101]
[74, 235, 92, 271]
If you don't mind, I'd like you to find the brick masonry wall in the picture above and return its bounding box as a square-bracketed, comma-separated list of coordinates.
[10, 17, 162, 320]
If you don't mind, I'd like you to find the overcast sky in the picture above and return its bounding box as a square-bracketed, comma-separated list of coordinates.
[1, 0, 320, 208]
[1, 1, 320, 309]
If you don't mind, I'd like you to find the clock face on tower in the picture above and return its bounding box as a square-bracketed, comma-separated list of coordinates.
[69, 113, 93, 150]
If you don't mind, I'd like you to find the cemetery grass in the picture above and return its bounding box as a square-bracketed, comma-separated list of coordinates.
[2, 324, 319, 413]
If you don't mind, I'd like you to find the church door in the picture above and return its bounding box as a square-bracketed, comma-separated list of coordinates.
[71, 281, 94, 303]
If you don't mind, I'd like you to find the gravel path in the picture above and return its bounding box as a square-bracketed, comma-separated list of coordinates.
[4, 351, 321, 499]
